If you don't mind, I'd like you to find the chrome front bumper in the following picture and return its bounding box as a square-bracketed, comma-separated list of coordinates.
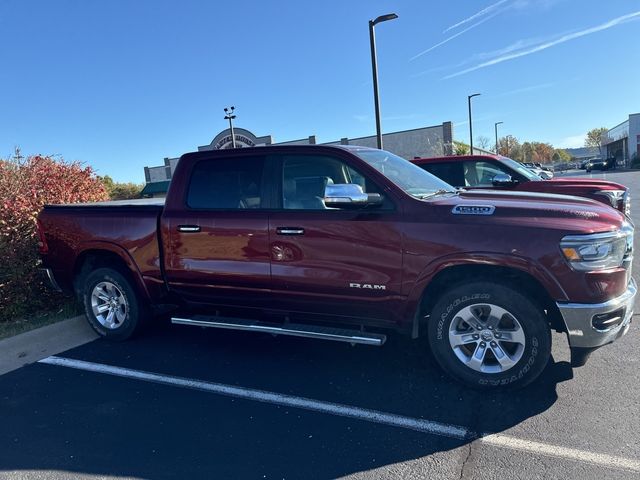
[557, 279, 636, 349]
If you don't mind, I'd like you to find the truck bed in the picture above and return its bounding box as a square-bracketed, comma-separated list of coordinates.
[39, 200, 165, 298]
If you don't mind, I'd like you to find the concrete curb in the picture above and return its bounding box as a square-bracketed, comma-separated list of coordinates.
[0, 315, 98, 376]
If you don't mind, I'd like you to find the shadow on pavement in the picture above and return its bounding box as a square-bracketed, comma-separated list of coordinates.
[0, 322, 573, 479]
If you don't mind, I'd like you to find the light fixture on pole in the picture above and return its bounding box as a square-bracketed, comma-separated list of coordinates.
[494, 121, 503, 154]
[369, 13, 398, 150]
[224, 106, 237, 148]
[468, 93, 481, 154]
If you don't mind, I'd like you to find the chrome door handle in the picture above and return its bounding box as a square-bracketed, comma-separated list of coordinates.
[178, 225, 201, 233]
[276, 227, 305, 235]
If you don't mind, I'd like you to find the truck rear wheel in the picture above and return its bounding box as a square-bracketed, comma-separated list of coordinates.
[427, 282, 551, 389]
[82, 267, 148, 341]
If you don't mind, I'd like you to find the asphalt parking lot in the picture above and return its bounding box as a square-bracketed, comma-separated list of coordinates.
[1, 170, 639, 480]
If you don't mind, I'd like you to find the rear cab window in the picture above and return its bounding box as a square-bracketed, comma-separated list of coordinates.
[420, 162, 464, 187]
[186, 156, 265, 209]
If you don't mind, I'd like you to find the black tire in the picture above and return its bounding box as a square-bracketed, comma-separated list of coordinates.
[82, 267, 148, 341]
[427, 282, 551, 390]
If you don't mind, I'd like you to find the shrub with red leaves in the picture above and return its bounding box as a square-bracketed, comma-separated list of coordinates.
[0, 153, 108, 322]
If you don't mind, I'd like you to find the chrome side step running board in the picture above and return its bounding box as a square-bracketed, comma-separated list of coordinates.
[171, 316, 386, 346]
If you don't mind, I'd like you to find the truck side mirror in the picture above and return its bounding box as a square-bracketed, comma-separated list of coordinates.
[492, 173, 514, 187]
[324, 184, 383, 208]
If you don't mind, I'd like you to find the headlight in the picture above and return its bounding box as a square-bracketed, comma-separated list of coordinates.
[560, 223, 634, 271]
[595, 189, 629, 214]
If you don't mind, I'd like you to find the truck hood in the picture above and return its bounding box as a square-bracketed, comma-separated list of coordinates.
[430, 189, 625, 234]
[523, 177, 627, 193]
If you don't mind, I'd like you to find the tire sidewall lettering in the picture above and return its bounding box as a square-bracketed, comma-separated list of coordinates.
[436, 293, 490, 340]
[429, 284, 549, 388]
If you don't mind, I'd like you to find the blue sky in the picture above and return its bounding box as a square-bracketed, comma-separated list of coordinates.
[1, 0, 638, 182]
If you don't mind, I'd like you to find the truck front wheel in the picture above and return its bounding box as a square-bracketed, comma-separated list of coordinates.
[427, 282, 551, 389]
[82, 267, 148, 341]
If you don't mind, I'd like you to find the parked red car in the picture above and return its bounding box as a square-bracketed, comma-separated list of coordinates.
[38, 146, 635, 389]
[413, 155, 629, 216]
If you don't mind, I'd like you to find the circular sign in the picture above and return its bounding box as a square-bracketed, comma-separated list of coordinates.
[213, 134, 256, 150]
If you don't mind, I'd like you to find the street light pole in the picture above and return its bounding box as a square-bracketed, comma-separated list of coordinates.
[369, 13, 398, 150]
[494, 121, 503, 154]
[224, 106, 237, 148]
[468, 93, 481, 154]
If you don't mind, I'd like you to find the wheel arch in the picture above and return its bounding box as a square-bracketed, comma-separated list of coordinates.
[409, 261, 567, 338]
[73, 244, 151, 302]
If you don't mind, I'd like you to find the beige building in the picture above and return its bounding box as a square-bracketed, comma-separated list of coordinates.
[142, 122, 454, 197]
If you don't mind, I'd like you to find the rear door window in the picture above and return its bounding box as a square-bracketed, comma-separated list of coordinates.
[420, 162, 464, 187]
[187, 156, 265, 209]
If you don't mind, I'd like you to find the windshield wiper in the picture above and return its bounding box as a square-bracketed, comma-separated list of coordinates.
[417, 189, 457, 199]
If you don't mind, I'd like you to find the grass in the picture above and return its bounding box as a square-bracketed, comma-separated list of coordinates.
[0, 298, 83, 340]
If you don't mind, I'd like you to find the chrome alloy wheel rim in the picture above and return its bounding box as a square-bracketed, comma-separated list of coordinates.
[448, 303, 526, 374]
[91, 281, 128, 330]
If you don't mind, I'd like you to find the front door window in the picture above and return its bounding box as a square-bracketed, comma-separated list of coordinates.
[281, 155, 385, 210]
[463, 161, 510, 187]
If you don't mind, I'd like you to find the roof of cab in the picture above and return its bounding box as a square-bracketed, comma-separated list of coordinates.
[412, 154, 502, 164]
[176, 143, 380, 162]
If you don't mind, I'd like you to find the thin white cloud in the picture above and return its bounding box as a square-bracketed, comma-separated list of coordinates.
[410, 36, 550, 77]
[492, 82, 555, 98]
[410, 12, 499, 61]
[445, 10, 640, 79]
[557, 133, 586, 149]
[411, 38, 543, 77]
[473, 36, 548, 61]
[454, 114, 499, 127]
[444, 0, 511, 33]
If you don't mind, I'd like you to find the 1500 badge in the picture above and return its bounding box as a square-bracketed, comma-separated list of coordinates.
[452, 205, 495, 215]
[350, 283, 386, 290]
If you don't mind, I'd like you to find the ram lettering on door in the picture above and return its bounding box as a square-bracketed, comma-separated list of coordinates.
[349, 283, 387, 290]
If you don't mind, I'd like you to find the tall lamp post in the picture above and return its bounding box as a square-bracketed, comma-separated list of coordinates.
[468, 93, 481, 154]
[369, 13, 398, 150]
[494, 121, 503, 154]
[224, 106, 237, 148]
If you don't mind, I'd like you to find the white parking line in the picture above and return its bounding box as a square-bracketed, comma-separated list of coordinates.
[38, 355, 640, 473]
[38, 356, 470, 440]
[480, 434, 640, 473]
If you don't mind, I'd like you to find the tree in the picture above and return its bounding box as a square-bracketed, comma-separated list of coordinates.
[552, 149, 571, 163]
[454, 141, 469, 155]
[475, 135, 491, 150]
[497, 136, 521, 160]
[99, 175, 143, 200]
[521, 142, 534, 163]
[519, 142, 554, 163]
[585, 127, 608, 156]
[531, 142, 554, 163]
[0, 151, 108, 322]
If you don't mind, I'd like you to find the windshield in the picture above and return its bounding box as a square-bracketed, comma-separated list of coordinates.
[498, 156, 542, 181]
[353, 149, 455, 198]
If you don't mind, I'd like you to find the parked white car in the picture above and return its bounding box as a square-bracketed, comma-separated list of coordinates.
[522, 162, 554, 180]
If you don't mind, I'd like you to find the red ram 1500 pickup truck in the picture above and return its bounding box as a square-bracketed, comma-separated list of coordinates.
[413, 155, 630, 216]
[38, 145, 635, 389]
